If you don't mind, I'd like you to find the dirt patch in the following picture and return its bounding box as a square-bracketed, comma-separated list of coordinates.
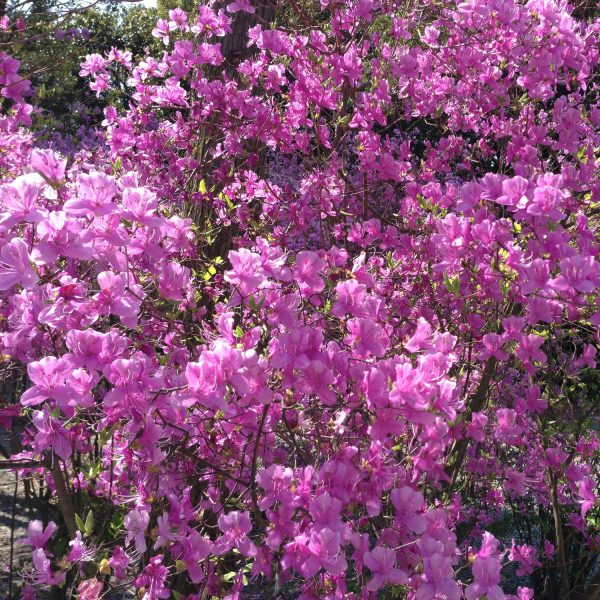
[0, 425, 34, 599]
[0, 467, 32, 598]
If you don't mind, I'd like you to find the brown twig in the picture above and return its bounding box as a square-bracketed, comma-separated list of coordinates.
[250, 404, 269, 527]
[50, 454, 77, 539]
[0, 460, 44, 469]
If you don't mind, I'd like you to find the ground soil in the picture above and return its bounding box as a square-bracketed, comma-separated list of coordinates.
[0, 429, 32, 599]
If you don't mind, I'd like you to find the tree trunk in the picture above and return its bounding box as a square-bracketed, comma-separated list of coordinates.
[187, 1, 276, 260]
[220, 0, 276, 66]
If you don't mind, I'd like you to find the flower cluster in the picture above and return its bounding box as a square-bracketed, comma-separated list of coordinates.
[1, 0, 600, 598]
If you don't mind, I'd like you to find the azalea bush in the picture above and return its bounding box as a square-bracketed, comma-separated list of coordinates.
[1, 0, 600, 599]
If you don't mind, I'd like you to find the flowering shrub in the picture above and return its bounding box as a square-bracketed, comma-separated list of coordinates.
[1, 1, 600, 598]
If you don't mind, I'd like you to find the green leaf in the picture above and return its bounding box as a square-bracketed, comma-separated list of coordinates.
[338, 114, 352, 127]
[84, 510, 94, 535]
[109, 511, 124, 538]
[219, 192, 235, 210]
[443, 273, 461, 296]
[98, 423, 119, 447]
[199, 179, 207, 194]
[75, 513, 85, 533]
[203, 265, 217, 281]
[88, 463, 102, 480]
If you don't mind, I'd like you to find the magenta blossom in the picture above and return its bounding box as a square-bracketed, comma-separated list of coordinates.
[0, 238, 38, 290]
[76, 579, 103, 600]
[363, 546, 407, 592]
[124, 509, 150, 554]
[214, 511, 257, 557]
[465, 532, 504, 600]
[30, 149, 66, 183]
[21, 520, 57, 549]
[30, 549, 66, 586]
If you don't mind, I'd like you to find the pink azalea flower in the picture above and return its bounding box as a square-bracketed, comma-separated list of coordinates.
[0, 173, 46, 226]
[134, 555, 170, 600]
[344, 317, 388, 357]
[303, 527, 347, 577]
[21, 520, 57, 549]
[505, 468, 527, 497]
[168, 8, 188, 31]
[124, 509, 150, 554]
[515, 334, 546, 368]
[151, 19, 174, 45]
[390, 486, 426, 533]
[405, 318, 435, 353]
[417, 553, 461, 600]
[293, 251, 325, 296]
[575, 344, 597, 369]
[363, 546, 407, 592]
[121, 187, 161, 226]
[331, 279, 367, 317]
[0, 237, 38, 290]
[480, 333, 509, 361]
[525, 173, 567, 221]
[214, 511, 257, 557]
[466, 412, 488, 442]
[181, 530, 212, 583]
[494, 408, 523, 445]
[227, 0, 255, 13]
[509, 540, 541, 576]
[20, 356, 72, 407]
[309, 493, 345, 536]
[94, 271, 143, 327]
[520, 258, 550, 294]
[64, 171, 117, 216]
[257, 464, 294, 510]
[550, 256, 599, 294]
[224, 248, 266, 295]
[184, 353, 227, 411]
[30, 548, 66, 586]
[31, 408, 72, 460]
[107, 546, 130, 580]
[79, 53, 106, 76]
[158, 262, 190, 301]
[578, 477, 597, 517]
[465, 532, 504, 600]
[30, 149, 66, 183]
[67, 531, 93, 563]
[76, 579, 103, 600]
